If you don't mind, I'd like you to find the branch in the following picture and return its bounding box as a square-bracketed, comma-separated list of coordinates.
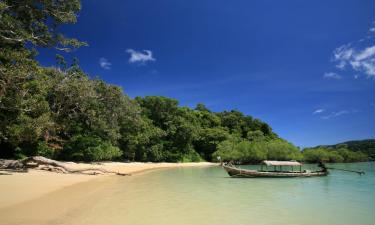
[0, 34, 24, 42]
[0, 156, 130, 176]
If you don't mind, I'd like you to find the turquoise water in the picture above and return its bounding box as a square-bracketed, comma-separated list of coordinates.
[61, 162, 375, 225]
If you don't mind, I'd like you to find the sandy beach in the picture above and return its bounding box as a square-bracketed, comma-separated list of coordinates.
[0, 161, 217, 225]
[0, 161, 216, 209]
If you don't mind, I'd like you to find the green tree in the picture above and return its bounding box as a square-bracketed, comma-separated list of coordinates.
[194, 127, 230, 160]
[61, 135, 122, 161]
[265, 139, 302, 161]
[0, 0, 86, 51]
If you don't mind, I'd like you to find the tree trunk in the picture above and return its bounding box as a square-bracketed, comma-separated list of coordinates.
[0, 156, 130, 176]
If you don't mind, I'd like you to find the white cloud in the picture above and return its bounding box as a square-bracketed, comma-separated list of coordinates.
[322, 110, 350, 119]
[320, 109, 361, 119]
[324, 72, 342, 80]
[329, 20, 375, 79]
[354, 45, 375, 61]
[313, 109, 325, 114]
[332, 45, 375, 78]
[361, 59, 375, 76]
[333, 44, 354, 69]
[99, 57, 111, 70]
[126, 49, 155, 65]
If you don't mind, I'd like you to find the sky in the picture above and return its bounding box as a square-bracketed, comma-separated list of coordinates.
[37, 0, 375, 147]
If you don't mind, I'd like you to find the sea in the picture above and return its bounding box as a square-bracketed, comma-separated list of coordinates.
[53, 162, 375, 225]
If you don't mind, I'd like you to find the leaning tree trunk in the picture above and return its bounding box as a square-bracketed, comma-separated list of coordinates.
[0, 156, 129, 176]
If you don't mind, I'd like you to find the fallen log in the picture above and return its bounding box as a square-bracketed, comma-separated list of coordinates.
[0, 159, 28, 171]
[0, 156, 130, 176]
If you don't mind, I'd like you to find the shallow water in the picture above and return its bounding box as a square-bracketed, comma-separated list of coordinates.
[58, 162, 375, 225]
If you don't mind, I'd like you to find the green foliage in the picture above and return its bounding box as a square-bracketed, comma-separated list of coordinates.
[237, 141, 267, 163]
[213, 139, 300, 163]
[61, 135, 122, 161]
[194, 127, 231, 161]
[316, 139, 375, 159]
[302, 147, 367, 163]
[36, 141, 55, 158]
[180, 150, 204, 162]
[212, 140, 239, 162]
[266, 139, 302, 161]
[246, 130, 265, 142]
[0, 0, 86, 51]
[14, 147, 27, 160]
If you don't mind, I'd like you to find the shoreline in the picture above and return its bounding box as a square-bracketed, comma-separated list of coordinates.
[0, 161, 218, 210]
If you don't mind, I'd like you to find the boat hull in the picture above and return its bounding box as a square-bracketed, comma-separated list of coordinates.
[223, 165, 328, 178]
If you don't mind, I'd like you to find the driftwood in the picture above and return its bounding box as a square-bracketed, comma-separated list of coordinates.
[0, 156, 130, 176]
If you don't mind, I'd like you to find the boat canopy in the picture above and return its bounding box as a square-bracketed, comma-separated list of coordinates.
[262, 160, 302, 166]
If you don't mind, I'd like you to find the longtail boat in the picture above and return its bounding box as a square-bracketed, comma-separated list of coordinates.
[223, 160, 328, 178]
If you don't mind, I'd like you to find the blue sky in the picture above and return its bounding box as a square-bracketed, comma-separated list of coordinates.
[37, 0, 375, 147]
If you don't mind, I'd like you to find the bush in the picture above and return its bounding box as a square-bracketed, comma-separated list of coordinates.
[328, 151, 344, 163]
[237, 141, 267, 163]
[302, 147, 367, 163]
[181, 150, 204, 162]
[212, 139, 301, 163]
[146, 144, 164, 162]
[36, 141, 55, 158]
[60, 135, 122, 161]
[302, 148, 330, 163]
[339, 149, 367, 162]
[265, 139, 302, 161]
[14, 147, 27, 160]
[212, 140, 240, 162]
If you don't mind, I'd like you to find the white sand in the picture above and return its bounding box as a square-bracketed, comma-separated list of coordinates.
[0, 161, 217, 209]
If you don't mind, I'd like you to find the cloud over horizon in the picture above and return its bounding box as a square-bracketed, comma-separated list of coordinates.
[126, 49, 155, 65]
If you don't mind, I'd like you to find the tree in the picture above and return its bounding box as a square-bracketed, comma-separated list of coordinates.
[265, 139, 302, 161]
[0, 49, 52, 158]
[0, 0, 86, 51]
[194, 127, 230, 161]
[302, 146, 368, 163]
[195, 103, 210, 112]
[0, 0, 86, 158]
[135, 96, 179, 129]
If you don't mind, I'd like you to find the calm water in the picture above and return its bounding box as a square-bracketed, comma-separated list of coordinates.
[59, 162, 375, 225]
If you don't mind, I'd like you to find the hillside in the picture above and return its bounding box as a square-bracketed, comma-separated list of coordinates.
[316, 139, 375, 159]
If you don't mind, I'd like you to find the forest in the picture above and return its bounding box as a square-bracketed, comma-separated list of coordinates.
[0, 0, 369, 163]
[313, 139, 375, 160]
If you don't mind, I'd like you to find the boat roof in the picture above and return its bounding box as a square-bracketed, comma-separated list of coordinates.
[262, 160, 302, 166]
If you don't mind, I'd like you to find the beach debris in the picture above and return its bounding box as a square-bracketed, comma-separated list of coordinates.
[0, 156, 130, 176]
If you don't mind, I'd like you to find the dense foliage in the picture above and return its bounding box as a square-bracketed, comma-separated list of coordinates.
[212, 139, 302, 163]
[0, 0, 370, 163]
[314, 139, 375, 160]
[302, 145, 368, 163]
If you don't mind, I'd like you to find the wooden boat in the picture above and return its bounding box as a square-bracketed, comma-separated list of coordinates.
[223, 160, 328, 178]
